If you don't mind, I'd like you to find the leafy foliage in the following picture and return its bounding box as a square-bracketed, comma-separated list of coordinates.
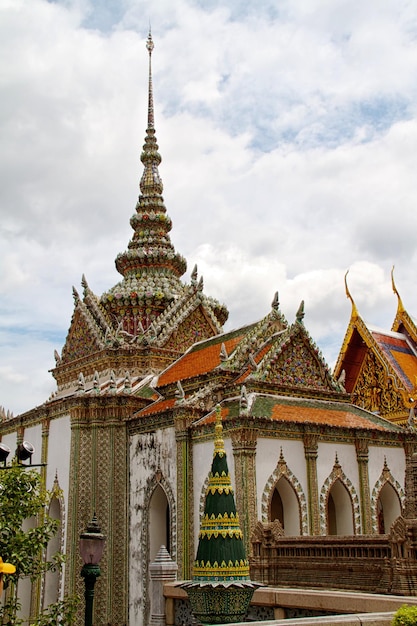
[0, 465, 78, 624]
[392, 605, 417, 625]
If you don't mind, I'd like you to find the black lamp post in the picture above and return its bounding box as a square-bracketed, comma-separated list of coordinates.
[79, 514, 105, 626]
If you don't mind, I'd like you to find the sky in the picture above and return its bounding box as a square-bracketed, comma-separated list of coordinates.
[1, 0, 417, 416]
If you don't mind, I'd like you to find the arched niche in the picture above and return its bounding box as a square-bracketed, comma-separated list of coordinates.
[149, 483, 170, 561]
[376, 481, 402, 534]
[326, 478, 354, 535]
[371, 460, 404, 534]
[43, 496, 62, 608]
[261, 450, 308, 535]
[270, 476, 301, 535]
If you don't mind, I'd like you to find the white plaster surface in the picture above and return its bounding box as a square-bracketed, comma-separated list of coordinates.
[317, 441, 359, 494]
[368, 445, 405, 495]
[129, 426, 177, 626]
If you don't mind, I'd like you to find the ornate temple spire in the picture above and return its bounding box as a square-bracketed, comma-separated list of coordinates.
[101, 32, 187, 331]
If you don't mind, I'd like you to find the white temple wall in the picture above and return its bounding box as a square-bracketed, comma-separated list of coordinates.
[317, 441, 359, 493]
[368, 445, 405, 493]
[1, 431, 17, 459]
[21, 424, 42, 465]
[129, 426, 177, 626]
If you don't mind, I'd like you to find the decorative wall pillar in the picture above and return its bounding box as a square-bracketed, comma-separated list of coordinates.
[355, 436, 371, 534]
[174, 410, 194, 581]
[303, 431, 319, 535]
[65, 399, 130, 626]
[403, 438, 417, 518]
[231, 428, 257, 556]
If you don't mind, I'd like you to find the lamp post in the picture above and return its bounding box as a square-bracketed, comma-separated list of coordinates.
[79, 514, 105, 626]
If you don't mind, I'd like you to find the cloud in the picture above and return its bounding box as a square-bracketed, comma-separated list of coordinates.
[1, 0, 417, 414]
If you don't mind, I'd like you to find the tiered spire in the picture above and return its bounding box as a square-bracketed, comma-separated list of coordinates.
[193, 405, 250, 582]
[183, 405, 257, 623]
[101, 31, 186, 331]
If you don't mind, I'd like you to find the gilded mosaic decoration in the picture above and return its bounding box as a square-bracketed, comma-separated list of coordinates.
[353, 352, 405, 415]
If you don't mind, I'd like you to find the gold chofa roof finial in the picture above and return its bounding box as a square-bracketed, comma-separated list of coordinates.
[391, 266, 405, 314]
[344, 270, 358, 318]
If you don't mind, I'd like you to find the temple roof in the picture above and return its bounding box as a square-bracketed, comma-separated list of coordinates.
[51, 34, 228, 390]
[195, 395, 401, 432]
[369, 327, 417, 392]
[334, 270, 417, 425]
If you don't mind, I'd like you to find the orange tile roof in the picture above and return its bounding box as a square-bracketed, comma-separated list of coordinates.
[372, 331, 417, 390]
[157, 333, 246, 387]
[268, 404, 387, 430]
[136, 398, 176, 417]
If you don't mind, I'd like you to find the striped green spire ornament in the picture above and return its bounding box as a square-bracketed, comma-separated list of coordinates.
[182, 405, 259, 624]
[193, 405, 250, 581]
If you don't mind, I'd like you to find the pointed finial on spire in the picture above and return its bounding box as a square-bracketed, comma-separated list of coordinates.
[391, 266, 405, 314]
[296, 300, 305, 324]
[344, 271, 358, 318]
[271, 291, 279, 311]
[146, 29, 155, 129]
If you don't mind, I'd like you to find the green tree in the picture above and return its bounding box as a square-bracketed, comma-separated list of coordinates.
[0, 465, 78, 624]
[392, 605, 417, 625]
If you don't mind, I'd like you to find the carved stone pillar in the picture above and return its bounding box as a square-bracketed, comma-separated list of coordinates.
[303, 431, 319, 535]
[149, 545, 178, 626]
[355, 436, 371, 534]
[231, 428, 257, 556]
[403, 439, 417, 519]
[174, 411, 194, 581]
[65, 399, 130, 626]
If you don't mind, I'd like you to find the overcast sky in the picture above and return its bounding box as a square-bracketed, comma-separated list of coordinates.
[1, 0, 417, 416]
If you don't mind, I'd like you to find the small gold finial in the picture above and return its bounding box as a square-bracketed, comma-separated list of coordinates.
[344, 270, 358, 318]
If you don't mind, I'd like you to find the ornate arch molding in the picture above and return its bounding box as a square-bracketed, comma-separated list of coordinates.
[260, 450, 308, 535]
[141, 470, 177, 622]
[42, 472, 66, 606]
[319, 456, 361, 535]
[370, 459, 405, 533]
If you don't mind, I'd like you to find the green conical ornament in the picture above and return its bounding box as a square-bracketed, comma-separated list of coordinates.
[182, 405, 259, 624]
[193, 405, 250, 582]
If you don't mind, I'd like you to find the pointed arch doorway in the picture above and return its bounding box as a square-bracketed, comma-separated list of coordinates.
[149, 483, 170, 561]
[326, 479, 354, 535]
[376, 482, 402, 534]
[270, 476, 301, 535]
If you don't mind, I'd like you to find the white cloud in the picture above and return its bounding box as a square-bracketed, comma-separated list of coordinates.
[1, 0, 417, 414]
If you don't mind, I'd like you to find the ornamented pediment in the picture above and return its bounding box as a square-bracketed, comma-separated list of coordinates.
[61, 308, 103, 364]
[161, 305, 220, 352]
[226, 304, 288, 373]
[255, 322, 342, 393]
[352, 351, 406, 415]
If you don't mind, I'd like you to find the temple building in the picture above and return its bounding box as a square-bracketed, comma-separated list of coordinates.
[334, 271, 417, 427]
[0, 34, 416, 626]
